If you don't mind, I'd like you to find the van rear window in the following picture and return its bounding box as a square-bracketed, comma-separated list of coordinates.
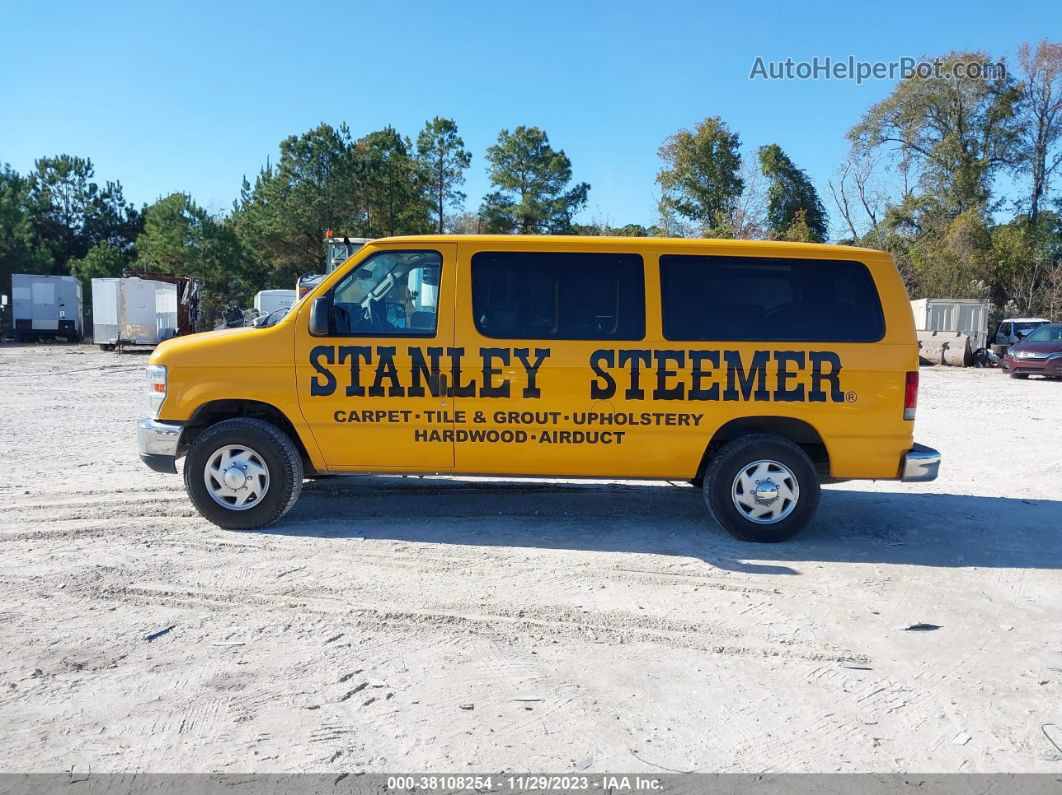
[472, 252, 645, 340]
[659, 255, 885, 342]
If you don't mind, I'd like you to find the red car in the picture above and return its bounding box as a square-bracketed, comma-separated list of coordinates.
[1001, 323, 1062, 379]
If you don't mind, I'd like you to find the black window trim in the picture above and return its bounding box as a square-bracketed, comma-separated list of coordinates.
[471, 250, 647, 342]
[323, 248, 443, 339]
[659, 254, 887, 344]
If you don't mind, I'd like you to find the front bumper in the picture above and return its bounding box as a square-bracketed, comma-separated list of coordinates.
[1001, 354, 1061, 374]
[137, 418, 184, 474]
[900, 443, 941, 482]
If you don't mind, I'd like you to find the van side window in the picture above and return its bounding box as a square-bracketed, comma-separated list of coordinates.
[472, 252, 645, 340]
[329, 250, 441, 336]
[660, 255, 885, 342]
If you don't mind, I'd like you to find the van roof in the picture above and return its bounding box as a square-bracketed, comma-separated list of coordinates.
[374, 234, 886, 256]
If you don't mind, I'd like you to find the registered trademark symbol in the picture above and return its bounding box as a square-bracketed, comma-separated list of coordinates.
[845, 391, 858, 403]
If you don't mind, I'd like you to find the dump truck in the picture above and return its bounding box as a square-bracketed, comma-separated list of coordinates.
[296, 235, 370, 300]
[910, 298, 989, 366]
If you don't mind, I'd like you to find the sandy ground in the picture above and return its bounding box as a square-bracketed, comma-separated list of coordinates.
[0, 343, 1060, 774]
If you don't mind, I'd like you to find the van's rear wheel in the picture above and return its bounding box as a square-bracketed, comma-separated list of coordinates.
[184, 418, 303, 530]
[703, 434, 820, 542]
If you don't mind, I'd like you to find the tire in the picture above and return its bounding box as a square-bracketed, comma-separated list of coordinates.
[703, 433, 820, 543]
[1010, 373, 1029, 379]
[183, 418, 303, 530]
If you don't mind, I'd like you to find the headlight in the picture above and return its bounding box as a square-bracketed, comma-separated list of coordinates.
[146, 365, 167, 417]
[1047, 352, 1062, 360]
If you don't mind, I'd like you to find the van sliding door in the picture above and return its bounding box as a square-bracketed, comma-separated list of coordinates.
[453, 246, 651, 477]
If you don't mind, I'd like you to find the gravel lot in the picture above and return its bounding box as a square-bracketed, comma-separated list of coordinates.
[1, 343, 1060, 773]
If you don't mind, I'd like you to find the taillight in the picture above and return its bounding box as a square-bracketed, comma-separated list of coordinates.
[904, 371, 918, 420]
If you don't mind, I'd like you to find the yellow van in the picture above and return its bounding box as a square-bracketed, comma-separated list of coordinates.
[137, 235, 940, 542]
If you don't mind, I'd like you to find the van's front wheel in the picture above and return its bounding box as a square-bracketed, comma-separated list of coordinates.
[703, 434, 820, 542]
[184, 418, 303, 530]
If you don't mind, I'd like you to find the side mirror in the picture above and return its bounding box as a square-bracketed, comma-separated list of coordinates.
[309, 296, 331, 337]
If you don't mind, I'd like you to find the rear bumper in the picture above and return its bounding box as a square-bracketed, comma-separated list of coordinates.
[900, 443, 941, 482]
[137, 418, 184, 474]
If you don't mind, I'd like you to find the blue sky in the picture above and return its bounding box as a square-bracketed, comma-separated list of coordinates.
[2, 0, 1059, 239]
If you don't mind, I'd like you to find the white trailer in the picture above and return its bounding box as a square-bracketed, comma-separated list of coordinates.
[11, 274, 84, 342]
[91, 277, 179, 349]
[253, 289, 296, 317]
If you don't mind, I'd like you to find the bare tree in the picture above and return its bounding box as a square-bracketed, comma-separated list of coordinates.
[1046, 263, 1062, 319]
[853, 154, 885, 230]
[828, 160, 859, 241]
[729, 160, 767, 240]
[1017, 39, 1062, 222]
[448, 211, 484, 235]
[1010, 255, 1046, 316]
[827, 151, 888, 242]
[655, 192, 693, 238]
[588, 206, 613, 235]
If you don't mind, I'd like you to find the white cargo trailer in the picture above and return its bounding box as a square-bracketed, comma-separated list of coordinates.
[253, 289, 296, 317]
[91, 277, 179, 349]
[11, 274, 84, 342]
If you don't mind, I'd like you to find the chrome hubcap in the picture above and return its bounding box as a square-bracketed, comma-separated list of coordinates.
[204, 445, 269, 510]
[731, 459, 799, 525]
